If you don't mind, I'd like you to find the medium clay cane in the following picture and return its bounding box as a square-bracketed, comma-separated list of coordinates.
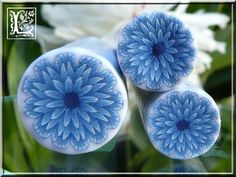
[133, 83, 220, 159]
[17, 37, 128, 154]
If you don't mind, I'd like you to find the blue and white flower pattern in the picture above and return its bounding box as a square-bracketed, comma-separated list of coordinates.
[148, 91, 220, 159]
[118, 11, 197, 90]
[22, 52, 123, 151]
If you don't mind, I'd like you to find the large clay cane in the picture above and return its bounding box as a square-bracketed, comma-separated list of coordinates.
[117, 11, 197, 91]
[134, 83, 220, 159]
[17, 37, 128, 154]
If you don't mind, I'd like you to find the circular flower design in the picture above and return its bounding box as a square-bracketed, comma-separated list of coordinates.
[118, 11, 197, 91]
[21, 52, 124, 153]
[147, 90, 220, 159]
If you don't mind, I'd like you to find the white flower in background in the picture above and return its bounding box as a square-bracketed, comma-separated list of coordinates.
[37, 4, 174, 50]
[38, 3, 229, 75]
[171, 6, 229, 74]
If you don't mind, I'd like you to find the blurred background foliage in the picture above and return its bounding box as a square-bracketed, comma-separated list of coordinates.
[2, 3, 233, 173]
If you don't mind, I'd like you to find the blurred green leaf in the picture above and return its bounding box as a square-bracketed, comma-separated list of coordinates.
[201, 24, 232, 84]
[96, 138, 116, 152]
[203, 66, 232, 100]
[129, 106, 153, 150]
[28, 146, 54, 172]
[219, 104, 232, 132]
[3, 98, 30, 172]
[202, 145, 230, 159]
[219, 96, 232, 106]
[200, 155, 232, 172]
[141, 150, 172, 172]
[128, 147, 155, 170]
[7, 41, 41, 94]
[217, 104, 232, 164]
[6, 40, 46, 172]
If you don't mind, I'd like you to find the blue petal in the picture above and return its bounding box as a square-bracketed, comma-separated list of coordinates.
[75, 64, 86, 76]
[80, 103, 97, 113]
[73, 77, 82, 92]
[65, 77, 73, 92]
[62, 126, 71, 140]
[51, 107, 66, 119]
[57, 120, 64, 136]
[91, 119, 101, 132]
[64, 109, 71, 127]
[30, 89, 46, 98]
[80, 96, 98, 103]
[92, 92, 110, 99]
[46, 100, 64, 108]
[157, 29, 163, 41]
[41, 112, 52, 126]
[33, 82, 48, 91]
[96, 107, 111, 117]
[77, 108, 91, 122]
[163, 53, 174, 62]
[84, 123, 96, 135]
[71, 109, 79, 128]
[44, 90, 63, 99]
[93, 113, 108, 122]
[79, 125, 86, 140]
[46, 119, 58, 130]
[149, 32, 157, 43]
[78, 85, 92, 96]
[81, 68, 91, 83]
[142, 38, 152, 46]
[33, 107, 51, 113]
[47, 66, 58, 78]
[141, 22, 149, 35]
[91, 83, 106, 92]
[159, 55, 166, 68]
[67, 62, 74, 75]
[88, 77, 104, 84]
[71, 128, 80, 141]
[53, 80, 65, 94]
[97, 99, 114, 107]
[42, 71, 52, 85]
[60, 64, 67, 81]
[33, 99, 51, 106]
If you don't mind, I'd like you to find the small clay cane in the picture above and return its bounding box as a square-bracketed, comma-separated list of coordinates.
[117, 11, 197, 91]
[17, 37, 128, 154]
[134, 83, 220, 159]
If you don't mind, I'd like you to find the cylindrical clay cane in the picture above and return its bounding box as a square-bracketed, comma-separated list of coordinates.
[117, 11, 197, 91]
[17, 37, 128, 154]
[134, 83, 221, 159]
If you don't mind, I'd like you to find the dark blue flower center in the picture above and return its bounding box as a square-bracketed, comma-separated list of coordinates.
[176, 120, 189, 131]
[152, 43, 165, 57]
[64, 92, 80, 109]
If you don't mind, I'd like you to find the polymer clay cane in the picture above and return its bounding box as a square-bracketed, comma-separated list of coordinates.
[17, 37, 128, 154]
[134, 83, 221, 159]
[117, 11, 197, 91]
